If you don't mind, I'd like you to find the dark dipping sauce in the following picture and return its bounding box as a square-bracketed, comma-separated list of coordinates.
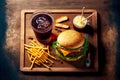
[31, 13, 53, 41]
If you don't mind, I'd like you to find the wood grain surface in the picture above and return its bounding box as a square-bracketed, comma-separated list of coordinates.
[4, 0, 117, 80]
[20, 9, 98, 72]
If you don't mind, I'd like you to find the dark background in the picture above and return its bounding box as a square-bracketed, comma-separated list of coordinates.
[0, 0, 120, 80]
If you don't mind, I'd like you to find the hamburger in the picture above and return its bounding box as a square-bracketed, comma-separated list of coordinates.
[52, 30, 88, 61]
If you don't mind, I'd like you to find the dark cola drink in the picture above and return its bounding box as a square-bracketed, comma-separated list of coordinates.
[31, 13, 53, 44]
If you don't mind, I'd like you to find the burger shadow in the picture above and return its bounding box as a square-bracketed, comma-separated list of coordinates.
[22, 14, 106, 77]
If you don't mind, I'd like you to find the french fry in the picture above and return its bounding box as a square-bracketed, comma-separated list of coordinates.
[55, 23, 69, 29]
[30, 57, 37, 69]
[24, 39, 57, 70]
[41, 62, 51, 69]
[55, 16, 68, 23]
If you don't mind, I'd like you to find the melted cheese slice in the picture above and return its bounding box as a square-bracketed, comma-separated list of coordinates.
[58, 48, 80, 56]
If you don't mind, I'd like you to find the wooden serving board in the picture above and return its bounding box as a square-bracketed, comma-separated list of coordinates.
[20, 9, 98, 72]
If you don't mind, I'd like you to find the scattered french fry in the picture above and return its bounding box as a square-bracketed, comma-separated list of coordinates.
[55, 16, 68, 23]
[24, 39, 57, 70]
[55, 23, 69, 29]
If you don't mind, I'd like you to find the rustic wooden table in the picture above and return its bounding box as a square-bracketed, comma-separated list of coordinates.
[2, 0, 118, 80]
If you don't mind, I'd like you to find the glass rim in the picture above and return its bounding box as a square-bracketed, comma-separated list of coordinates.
[30, 12, 54, 33]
